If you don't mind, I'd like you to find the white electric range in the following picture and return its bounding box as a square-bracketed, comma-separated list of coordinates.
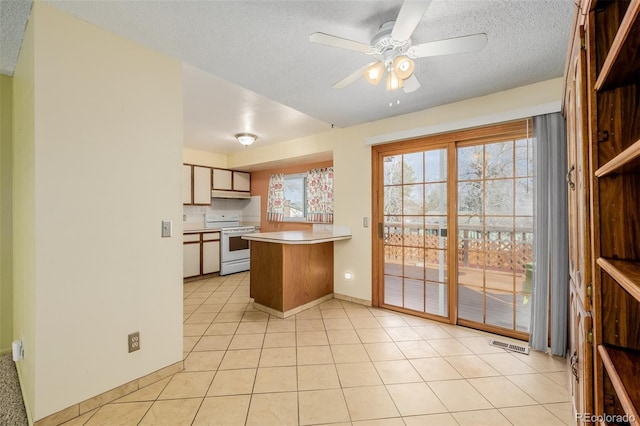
[205, 214, 255, 276]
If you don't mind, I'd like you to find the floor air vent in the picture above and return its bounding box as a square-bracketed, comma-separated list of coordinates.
[489, 339, 530, 355]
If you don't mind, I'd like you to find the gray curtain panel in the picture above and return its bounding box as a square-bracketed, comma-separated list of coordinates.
[530, 112, 569, 356]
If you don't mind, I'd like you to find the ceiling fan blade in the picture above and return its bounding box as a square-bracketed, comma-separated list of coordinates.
[332, 62, 378, 89]
[409, 33, 488, 58]
[402, 74, 421, 93]
[391, 0, 432, 43]
[309, 32, 372, 54]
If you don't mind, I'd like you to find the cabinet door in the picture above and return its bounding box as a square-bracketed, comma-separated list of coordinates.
[233, 171, 251, 192]
[183, 242, 201, 278]
[566, 28, 591, 311]
[569, 281, 593, 425]
[183, 165, 193, 205]
[202, 240, 220, 274]
[193, 166, 212, 205]
[212, 169, 233, 190]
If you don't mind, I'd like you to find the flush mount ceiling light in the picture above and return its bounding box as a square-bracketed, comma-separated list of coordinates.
[235, 133, 257, 146]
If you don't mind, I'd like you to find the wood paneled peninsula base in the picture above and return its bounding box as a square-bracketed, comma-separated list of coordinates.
[242, 229, 352, 318]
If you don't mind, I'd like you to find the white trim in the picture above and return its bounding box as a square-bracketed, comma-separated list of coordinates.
[365, 101, 561, 146]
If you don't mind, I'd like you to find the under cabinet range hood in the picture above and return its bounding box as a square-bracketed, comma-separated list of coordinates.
[211, 190, 251, 199]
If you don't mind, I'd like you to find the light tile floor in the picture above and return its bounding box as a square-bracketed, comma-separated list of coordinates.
[71, 273, 573, 425]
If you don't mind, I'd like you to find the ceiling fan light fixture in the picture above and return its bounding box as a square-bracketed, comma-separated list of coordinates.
[235, 133, 257, 146]
[364, 62, 385, 86]
[386, 69, 403, 91]
[393, 55, 415, 80]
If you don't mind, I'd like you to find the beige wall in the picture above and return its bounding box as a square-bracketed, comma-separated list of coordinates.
[183, 147, 227, 168]
[228, 78, 564, 302]
[13, 4, 184, 420]
[0, 74, 13, 355]
[12, 9, 36, 420]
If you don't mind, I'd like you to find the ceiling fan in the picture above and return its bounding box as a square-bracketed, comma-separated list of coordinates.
[309, 0, 488, 93]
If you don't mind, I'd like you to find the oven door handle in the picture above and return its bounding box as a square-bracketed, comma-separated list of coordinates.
[223, 229, 255, 236]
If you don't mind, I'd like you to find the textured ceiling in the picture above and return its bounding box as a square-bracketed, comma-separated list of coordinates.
[1, 0, 574, 154]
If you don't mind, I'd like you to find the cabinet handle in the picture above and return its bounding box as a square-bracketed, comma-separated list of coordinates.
[570, 351, 579, 383]
[566, 164, 576, 191]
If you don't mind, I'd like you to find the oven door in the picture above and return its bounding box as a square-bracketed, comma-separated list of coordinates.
[221, 228, 252, 262]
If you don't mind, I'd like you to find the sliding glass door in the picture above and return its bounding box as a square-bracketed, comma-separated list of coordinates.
[382, 147, 450, 319]
[456, 139, 534, 334]
[373, 120, 534, 339]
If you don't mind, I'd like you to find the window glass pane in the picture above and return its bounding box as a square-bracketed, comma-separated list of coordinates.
[403, 216, 424, 248]
[515, 138, 534, 177]
[384, 248, 403, 276]
[485, 179, 513, 215]
[404, 279, 425, 311]
[403, 184, 424, 215]
[283, 175, 305, 218]
[425, 216, 447, 249]
[425, 183, 447, 215]
[403, 152, 424, 183]
[457, 253, 484, 287]
[425, 249, 447, 283]
[458, 285, 483, 322]
[384, 156, 402, 185]
[486, 216, 513, 233]
[458, 146, 483, 181]
[458, 181, 483, 215]
[426, 282, 448, 317]
[403, 247, 424, 279]
[425, 149, 447, 182]
[384, 275, 403, 306]
[516, 293, 532, 333]
[485, 141, 514, 178]
[485, 290, 514, 329]
[384, 186, 402, 215]
[515, 178, 534, 215]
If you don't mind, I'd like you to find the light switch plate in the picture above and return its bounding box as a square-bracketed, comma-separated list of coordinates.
[161, 220, 172, 237]
[363, 217, 369, 228]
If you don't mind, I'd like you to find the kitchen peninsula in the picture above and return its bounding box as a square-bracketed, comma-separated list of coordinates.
[242, 227, 351, 318]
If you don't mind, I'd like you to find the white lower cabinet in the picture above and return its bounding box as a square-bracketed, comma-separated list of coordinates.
[202, 232, 220, 274]
[183, 231, 220, 278]
[183, 242, 201, 278]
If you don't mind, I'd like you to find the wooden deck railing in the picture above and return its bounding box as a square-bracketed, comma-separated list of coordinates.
[384, 222, 533, 274]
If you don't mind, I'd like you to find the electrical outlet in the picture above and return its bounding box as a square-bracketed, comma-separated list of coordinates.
[128, 332, 140, 353]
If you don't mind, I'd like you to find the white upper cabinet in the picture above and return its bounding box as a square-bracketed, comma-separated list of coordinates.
[193, 166, 212, 205]
[183, 164, 193, 205]
[212, 168, 233, 191]
[233, 171, 251, 192]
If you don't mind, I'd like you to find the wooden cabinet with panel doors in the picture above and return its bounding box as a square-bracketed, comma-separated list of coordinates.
[565, 0, 640, 423]
[564, 5, 594, 423]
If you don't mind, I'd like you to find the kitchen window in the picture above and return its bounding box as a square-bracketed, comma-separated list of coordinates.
[283, 173, 307, 221]
[267, 167, 333, 223]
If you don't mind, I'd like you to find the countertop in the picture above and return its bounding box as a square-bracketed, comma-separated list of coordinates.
[241, 228, 352, 245]
[183, 228, 222, 234]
